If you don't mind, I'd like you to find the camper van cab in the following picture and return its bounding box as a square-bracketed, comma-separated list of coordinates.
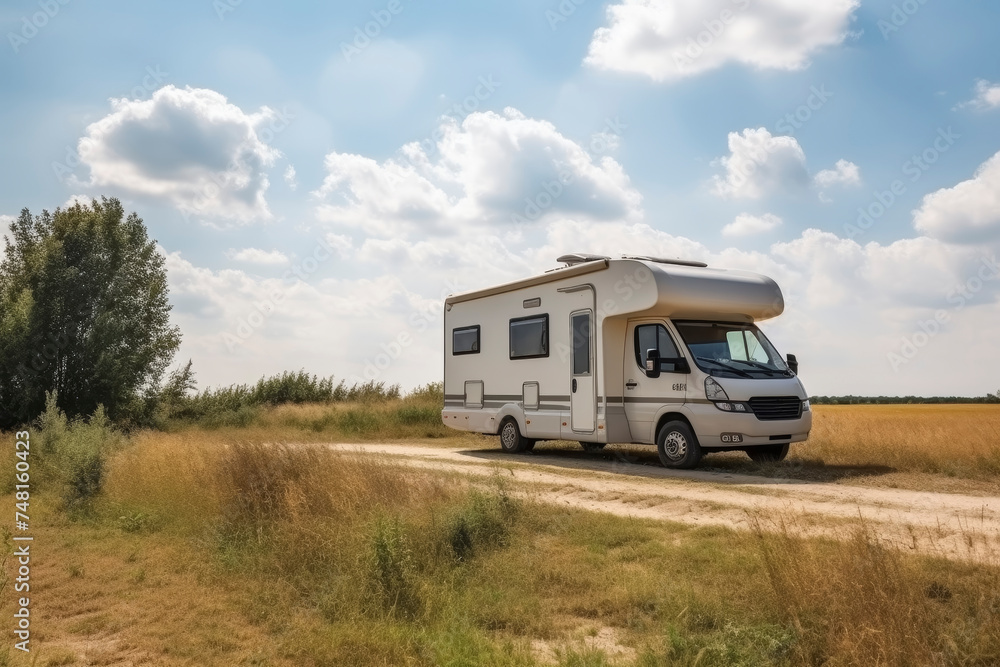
[442, 255, 811, 469]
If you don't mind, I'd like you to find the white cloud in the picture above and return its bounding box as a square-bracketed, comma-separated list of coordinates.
[814, 159, 861, 188]
[77, 85, 283, 223]
[585, 0, 859, 82]
[161, 110, 999, 398]
[913, 150, 1000, 244]
[284, 165, 297, 190]
[957, 79, 1000, 111]
[712, 128, 809, 199]
[722, 213, 782, 237]
[313, 108, 642, 238]
[226, 248, 289, 265]
[63, 194, 94, 209]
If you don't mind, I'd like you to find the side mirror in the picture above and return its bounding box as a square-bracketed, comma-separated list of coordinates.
[786, 353, 799, 375]
[645, 348, 661, 378]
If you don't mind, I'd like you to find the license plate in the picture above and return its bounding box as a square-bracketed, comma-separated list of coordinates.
[721, 433, 743, 444]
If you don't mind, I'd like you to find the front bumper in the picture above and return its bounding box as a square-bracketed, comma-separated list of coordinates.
[685, 401, 812, 448]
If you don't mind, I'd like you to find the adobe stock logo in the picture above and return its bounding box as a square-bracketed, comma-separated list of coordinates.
[887, 255, 999, 372]
[7, 0, 71, 54]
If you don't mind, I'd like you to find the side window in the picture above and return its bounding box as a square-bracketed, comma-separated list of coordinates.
[634, 324, 681, 370]
[571, 312, 591, 375]
[510, 315, 549, 359]
[453, 325, 480, 355]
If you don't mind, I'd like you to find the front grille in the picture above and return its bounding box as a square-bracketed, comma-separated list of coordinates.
[749, 396, 802, 421]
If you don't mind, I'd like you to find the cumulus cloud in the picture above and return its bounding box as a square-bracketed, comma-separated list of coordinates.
[226, 248, 289, 265]
[63, 194, 95, 209]
[313, 108, 642, 239]
[77, 85, 285, 223]
[814, 159, 861, 188]
[722, 213, 782, 237]
[712, 128, 810, 199]
[956, 79, 1000, 111]
[585, 0, 859, 82]
[913, 151, 1000, 244]
[284, 165, 297, 190]
[162, 108, 998, 397]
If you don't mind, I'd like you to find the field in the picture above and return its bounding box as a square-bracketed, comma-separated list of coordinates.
[1, 402, 999, 665]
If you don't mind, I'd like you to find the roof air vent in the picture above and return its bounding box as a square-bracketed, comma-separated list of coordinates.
[556, 253, 611, 266]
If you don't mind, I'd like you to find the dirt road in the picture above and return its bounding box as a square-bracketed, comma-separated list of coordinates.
[330, 442, 1000, 563]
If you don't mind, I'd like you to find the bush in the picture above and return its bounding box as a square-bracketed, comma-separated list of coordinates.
[445, 476, 518, 562]
[366, 515, 419, 618]
[34, 392, 121, 510]
[156, 368, 403, 428]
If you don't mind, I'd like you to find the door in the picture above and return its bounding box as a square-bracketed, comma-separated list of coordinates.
[623, 320, 688, 443]
[570, 310, 596, 433]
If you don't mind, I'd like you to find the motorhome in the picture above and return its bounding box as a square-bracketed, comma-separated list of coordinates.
[441, 254, 811, 469]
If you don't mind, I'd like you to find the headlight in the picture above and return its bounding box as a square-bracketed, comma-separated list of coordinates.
[714, 401, 751, 413]
[705, 377, 729, 401]
[802, 399, 811, 412]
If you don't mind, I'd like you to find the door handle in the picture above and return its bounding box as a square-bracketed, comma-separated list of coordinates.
[626, 381, 637, 389]
[572, 378, 577, 392]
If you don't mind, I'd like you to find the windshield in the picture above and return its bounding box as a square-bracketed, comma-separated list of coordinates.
[673, 321, 791, 378]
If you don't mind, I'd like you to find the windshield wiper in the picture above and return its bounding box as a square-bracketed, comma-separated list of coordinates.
[729, 359, 789, 375]
[695, 357, 754, 378]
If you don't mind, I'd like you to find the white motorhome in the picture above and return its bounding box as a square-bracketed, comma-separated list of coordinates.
[441, 254, 811, 469]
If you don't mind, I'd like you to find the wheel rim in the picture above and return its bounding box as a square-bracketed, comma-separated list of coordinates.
[501, 423, 516, 449]
[662, 430, 688, 461]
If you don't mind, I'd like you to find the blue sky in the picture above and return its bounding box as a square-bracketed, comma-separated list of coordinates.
[1, 0, 998, 396]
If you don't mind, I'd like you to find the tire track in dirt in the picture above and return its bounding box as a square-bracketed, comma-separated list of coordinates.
[328, 443, 1000, 563]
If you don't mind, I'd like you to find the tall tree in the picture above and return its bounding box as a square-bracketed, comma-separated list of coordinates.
[0, 197, 180, 428]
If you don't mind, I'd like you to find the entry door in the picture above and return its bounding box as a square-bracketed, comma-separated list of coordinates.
[570, 310, 596, 433]
[623, 320, 688, 443]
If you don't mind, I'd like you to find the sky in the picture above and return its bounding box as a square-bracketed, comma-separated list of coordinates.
[1, 0, 998, 397]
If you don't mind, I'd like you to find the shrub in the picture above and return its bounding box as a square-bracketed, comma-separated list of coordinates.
[445, 476, 518, 562]
[34, 392, 121, 510]
[366, 515, 419, 618]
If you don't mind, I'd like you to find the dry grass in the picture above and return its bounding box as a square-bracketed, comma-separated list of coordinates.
[797, 405, 1000, 478]
[4, 429, 998, 666]
[5, 404, 1000, 664]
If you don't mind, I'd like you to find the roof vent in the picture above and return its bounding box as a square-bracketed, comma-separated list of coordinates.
[556, 253, 611, 266]
[623, 255, 708, 268]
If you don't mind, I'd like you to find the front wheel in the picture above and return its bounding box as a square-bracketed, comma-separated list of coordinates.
[656, 421, 702, 469]
[746, 443, 789, 463]
[498, 418, 533, 454]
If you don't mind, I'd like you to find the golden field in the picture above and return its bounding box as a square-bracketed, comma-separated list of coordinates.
[2, 402, 999, 665]
[796, 404, 1000, 479]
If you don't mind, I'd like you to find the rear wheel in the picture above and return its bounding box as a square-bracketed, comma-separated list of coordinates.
[581, 442, 606, 453]
[746, 443, 789, 463]
[498, 418, 532, 453]
[656, 421, 702, 469]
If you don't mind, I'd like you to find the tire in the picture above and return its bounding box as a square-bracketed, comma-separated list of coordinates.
[656, 420, 702, 469]
[498, 417, 532, 454]
[746, 443, 789, 463]
[581, 442, 606, 453]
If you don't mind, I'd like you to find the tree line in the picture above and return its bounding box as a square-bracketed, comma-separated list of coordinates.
[810, 394, 1000, 405]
